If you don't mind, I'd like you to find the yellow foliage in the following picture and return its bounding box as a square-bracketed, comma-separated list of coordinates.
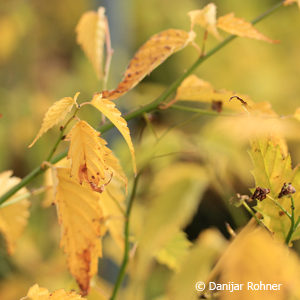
[0, 171, 30, 254]
[102, 29, 195, 100]
[28, 93, 79, 148]
[250, 139, 300, 242]
[22, 284, 85, 299]
[284, 0, 300, 9]
[294, 107, 300, 121]
[168, 229, 227, 300]
[155, 230, 191, 272]
[76, 7, 106, 79]
[210, 225, 300, 300]
[188, 4, 220, 39]
[173, 74, 254, 110]
[91, 94, 136, 174]
[217, 13, 278, 43]
[55, 167, 104, 295]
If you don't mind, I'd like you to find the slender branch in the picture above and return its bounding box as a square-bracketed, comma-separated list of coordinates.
[171, 104, 235, 116]
[109, 173, 141, 300]
[285, 196, 296, 245]
[242, 201, 264, 227]
[0, 1, 284, 206]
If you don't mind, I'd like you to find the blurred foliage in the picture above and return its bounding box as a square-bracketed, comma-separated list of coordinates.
[0, 0, 300, 299]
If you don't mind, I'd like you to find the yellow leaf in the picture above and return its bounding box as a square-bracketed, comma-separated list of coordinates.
[212, 225, 300, 300]
[76, 7, 106, 79]
[217, 13, 278, 43]
[125, 163, 208, 300]
[100, 177, 126, 249]
[55, 167, 104, 295]
[168, 229, 227, 300]
[174, 75, 254, 111]
[188, 4, 220, 39]
[91, 95, 136, 174]
[294, 107, 300, 121]
[67, 120, 111, 190]
[22, 284, 85, 299]
[28, 93, 79, 148]
[155, 230, 191, 272]
[0, 171, 30, 254]
[250, 139, 300, 242]
[102, 29, 195, 100]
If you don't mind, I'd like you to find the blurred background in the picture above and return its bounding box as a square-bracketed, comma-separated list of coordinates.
[0, 0, 300, 299]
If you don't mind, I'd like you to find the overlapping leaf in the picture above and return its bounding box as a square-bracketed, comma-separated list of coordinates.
[67, 120, 116, 190]
[100, 177, 126, 249]
[102, 29, 195, 100]
[188, 4, 220, 39]
[76, 7, 106, 79]
[173, 75, 253, 111]
[250, 139, 300, 242]
[0, 171, 30, 254]
[29, 93, 79, 148]
[22, 284, 85, 300]
[55, 167, 104, 295]
[217, 13, 278, 43]
[91, 94, 136, 173]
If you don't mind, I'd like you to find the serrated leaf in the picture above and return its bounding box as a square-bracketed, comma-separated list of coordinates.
[91, 95, 136, 174]
[217, 13, 278, 43]
[188, 4, 220, 39]
[0, 171, 30, 254]
[22, 284, 85, 300]
[67, 120, 112, 190]
[155, 230, 191, 272]
[55, 167, 104, 295]
[294, 107, 300, 121]
[28, 93, 79, 148]
[174, 75, 253, 111]
[76, 7, 106, 79]
[102, 29, 195, 100]
[249, 139, 300, 242]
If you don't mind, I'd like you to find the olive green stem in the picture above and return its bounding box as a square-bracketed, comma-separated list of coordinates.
[109, 173, 141, 300]
[0, 0, 284, 206]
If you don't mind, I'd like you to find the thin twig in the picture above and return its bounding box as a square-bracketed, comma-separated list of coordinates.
[109, 173, 141, 300]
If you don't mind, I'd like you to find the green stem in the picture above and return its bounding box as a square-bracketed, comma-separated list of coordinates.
[0, 1, 284, 206]
[285, 196, 296, 245]
[242, 201, 264, 227]
[171, 104, 235, 116]
[109, 173, 141, 300]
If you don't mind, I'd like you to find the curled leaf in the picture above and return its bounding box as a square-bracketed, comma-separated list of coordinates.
[0, 171, 30, 254]
[102, 29, 195, 100]
[217, 13, 278, 43]
[76, 7, 106, 79]
[91, 94, 136, 174]
[188, 4, 220, 39]
[28, 93, 79, 148]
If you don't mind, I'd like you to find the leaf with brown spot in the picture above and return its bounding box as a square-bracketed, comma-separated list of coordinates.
[188, 3, 220, 39]
[76, 7, 106, 79]
[67, 120, 127, 191]
[217, 13, 278, 43]
[0, 171, 30, 254]
[91, 95, 136, 174]
[29, 93, 79, 148]
[102, 29, 195, 100]
[55, 167, 104, 295]
[22, 283, 86, 299]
